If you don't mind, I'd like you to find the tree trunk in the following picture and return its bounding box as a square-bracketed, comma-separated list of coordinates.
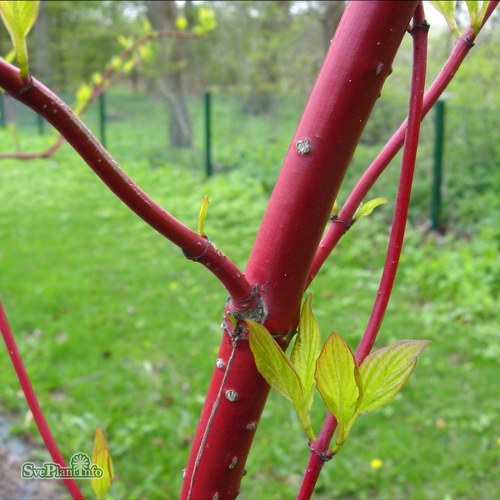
[145, 0, 193, 148]
[32, 2, 53, 88]
[318, 1, 346, 54]
[181, 2, 418, 498]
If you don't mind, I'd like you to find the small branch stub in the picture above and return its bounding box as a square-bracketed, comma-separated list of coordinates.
[225, 389, 239, 402]
[245, 421, 257, 431]
[296, 139, 312, 155]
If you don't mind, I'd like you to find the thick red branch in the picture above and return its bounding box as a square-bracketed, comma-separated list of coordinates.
[0, 61, 255, 307]
[181, 2, 418, 498]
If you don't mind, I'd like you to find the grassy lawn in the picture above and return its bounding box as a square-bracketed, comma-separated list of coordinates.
[0, 95, 498, 499]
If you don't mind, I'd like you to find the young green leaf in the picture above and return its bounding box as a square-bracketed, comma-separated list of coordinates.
[331, 199, 339, 217]
[117, 34, 133, 49]
[91, 427, 114, 499]
[353, 197, 389, 222]
[123, 58, 136, 75]
[315, 333, 362, 449]
[91, 72, 103, 86]
[193, 6, 217, 35]
[357, 339, 430, 414]
[290, 294, 321, 414]
[248, 319, 314, 440]
[465, 0, 489, 33]
[0, 0, 39, 79]
[109, 56, 123, 71]
[74, 83, 93, 115]
[428, 1, 460, 37]
[198, 195, 209, 238]
[3, 48, 15, 63]
[176, 15, 188, 32]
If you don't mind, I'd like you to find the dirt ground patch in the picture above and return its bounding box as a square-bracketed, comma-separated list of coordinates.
[0, 413, 67, 499]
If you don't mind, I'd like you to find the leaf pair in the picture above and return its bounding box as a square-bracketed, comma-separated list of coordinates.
[316, 333, 429, 453]
[429, 1, 489, 37]
[0, 0, 39, 79]
[248, 295, 320, 440]
[248, 295, 429, 454]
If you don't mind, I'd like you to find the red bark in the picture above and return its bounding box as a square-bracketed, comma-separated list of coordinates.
[181, 2, 418, 498]
[299, 3, 429, 496]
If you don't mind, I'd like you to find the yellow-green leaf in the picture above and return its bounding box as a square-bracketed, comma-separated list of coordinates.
[428, 1, 460, 37]
[358, 339, 430, 414]
[109, 55, 122, 71]
[248, 320, 314, 439]
[465, 0, 489, 33]
[3, 48, 15, 63]
[139, 42, 152, 61]
[142, 17, 152, 34]
[353, 197, 389, 222]
[290, 294, 321, 414]
[117, 34, 132, 49]
[315, 333, 362, 449]
[91, 72, 103, 86]
[176, 15, 188, 32]
[198, 195, 209, 238]
[123, 58, 136, 75]
[91, 427, 113, 499]
[194, 6, 217, 34]
[74, 83, 92, 115]
[0, 0, 39, 79]
[248, 320, 302, 404]
[331, 199, 339, 217]
[76, 83, 92, 104]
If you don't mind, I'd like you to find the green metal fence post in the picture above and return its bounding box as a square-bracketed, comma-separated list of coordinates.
[204, 91, 213, 177]
[431, 98, 445, 231]
[0, 93, 6, 128]
[99, 92, 107, 148]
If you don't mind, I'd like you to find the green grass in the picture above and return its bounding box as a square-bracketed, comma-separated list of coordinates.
[0, 96, 499, 499]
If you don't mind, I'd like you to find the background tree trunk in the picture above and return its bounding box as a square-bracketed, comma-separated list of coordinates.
[318, 1, 345, 54]
[146, 1, 193, 148]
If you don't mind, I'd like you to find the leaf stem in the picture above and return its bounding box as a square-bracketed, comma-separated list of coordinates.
[298, 3, 428, 497]
[307, 0, 499, 285]
[0, 60, 256, 308]
[0, 302, 84, 499]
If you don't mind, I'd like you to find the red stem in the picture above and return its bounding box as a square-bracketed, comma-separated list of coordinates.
[0, 303, 84, 499]
[308, 0, 499, 284]
[298, 5, 428, 498]
[0, 61, 256, 309]
[181, 3, 418, 498]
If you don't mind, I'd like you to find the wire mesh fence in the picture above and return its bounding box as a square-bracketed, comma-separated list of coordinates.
[1, 89, 498, 228]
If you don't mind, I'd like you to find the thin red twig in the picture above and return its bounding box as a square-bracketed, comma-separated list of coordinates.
[308, 0, 499, 284]
[0, 60, 257, 310]
[298, 3, 428, 498]
[0, 303, 84, 499]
